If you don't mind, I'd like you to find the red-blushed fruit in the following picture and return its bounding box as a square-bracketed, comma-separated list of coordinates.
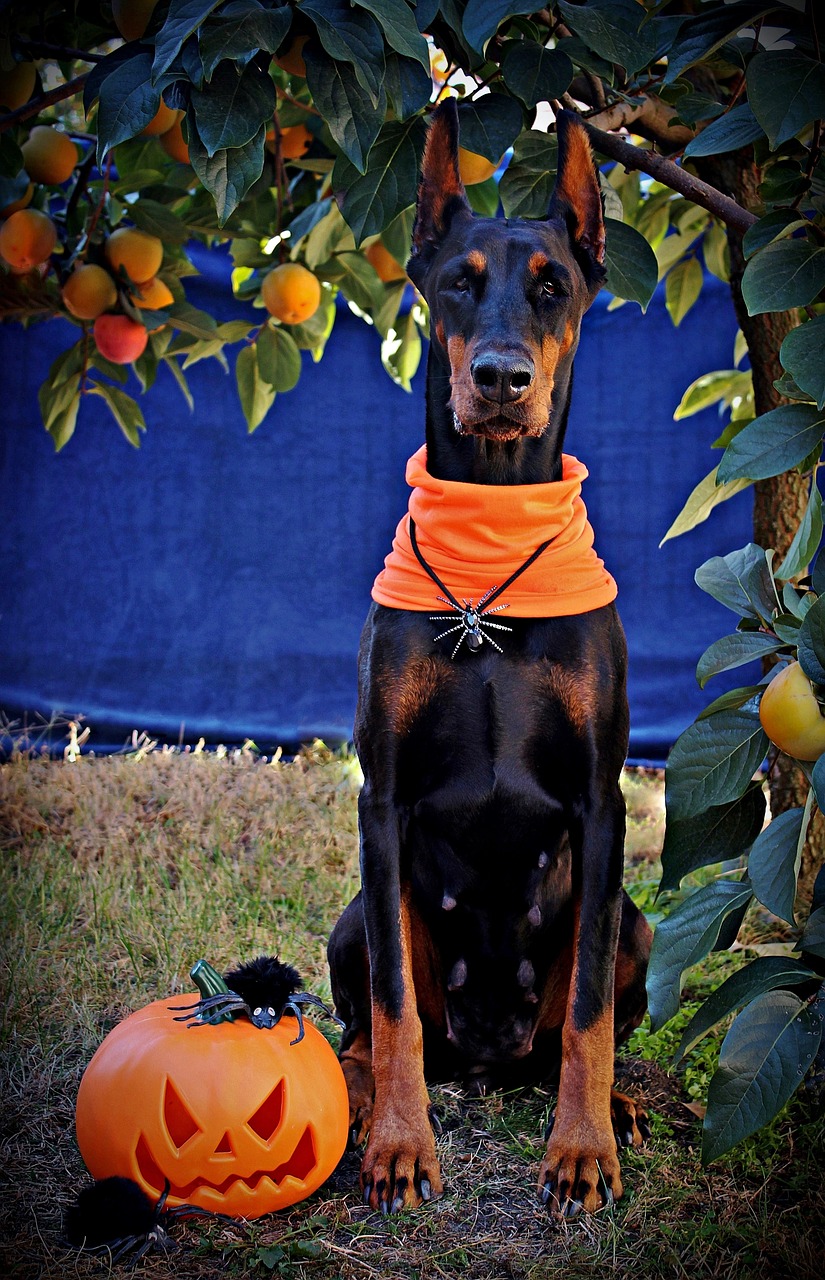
[93, 313, 149, 364]
[62, 263, 118, 320]
[759, 660, 825, 761]
[0, 208, 57, 271]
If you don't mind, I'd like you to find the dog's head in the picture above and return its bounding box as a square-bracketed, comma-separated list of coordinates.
[407, 101, 606, 443]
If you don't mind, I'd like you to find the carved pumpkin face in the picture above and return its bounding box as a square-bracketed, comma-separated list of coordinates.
[75, 996, 349, 1218]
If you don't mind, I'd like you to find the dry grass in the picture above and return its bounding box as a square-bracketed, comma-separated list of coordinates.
[1, 747, 822, 1280]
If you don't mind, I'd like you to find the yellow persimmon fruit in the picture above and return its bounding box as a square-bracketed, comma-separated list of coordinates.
[141, 101, 179, 137]
[21, 126, 78, 185]
[134, 275, 174, 310]
[261, 261, 321, 324]
[93, 313, 149, 364]
[759, 660, 825, 761]
[0, 207, 57, 272]
[112, 0, 159, 41]
[0, 61, 36, 111]
[159, 117, 189, 164]
[365, 241, 407, 283]
[265, 123, 313, 159]
[62, 263, 118, 320]
[105, 226, 163, 284]
[457, 147, 500, 186]
[0, 181, 33, 217]
[274, 35, 308, 77]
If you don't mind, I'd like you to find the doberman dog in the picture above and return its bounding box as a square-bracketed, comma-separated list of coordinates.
[328, 100, 652, 1218]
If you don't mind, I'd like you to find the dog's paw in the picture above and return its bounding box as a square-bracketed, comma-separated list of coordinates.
[360, 1119, 443, 1213]
[538, 1133, 622, 1218]
[610, 1088, 651, 1148]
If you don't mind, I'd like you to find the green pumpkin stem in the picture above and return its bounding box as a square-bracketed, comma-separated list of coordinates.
[190, 959, 237, 1023]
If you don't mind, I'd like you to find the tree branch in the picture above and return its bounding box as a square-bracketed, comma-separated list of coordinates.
[584, 95, 695, 151]
[581, 120, 758, 234]
[0, 74, 89, 133]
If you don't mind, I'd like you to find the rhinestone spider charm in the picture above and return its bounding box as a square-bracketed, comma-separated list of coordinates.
[430, 586, 513, 658]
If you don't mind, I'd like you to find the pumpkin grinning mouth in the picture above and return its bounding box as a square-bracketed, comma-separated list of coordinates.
[135, 1126, 318, 1200]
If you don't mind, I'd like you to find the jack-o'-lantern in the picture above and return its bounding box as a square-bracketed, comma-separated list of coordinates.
[75, 958, 348, 1219]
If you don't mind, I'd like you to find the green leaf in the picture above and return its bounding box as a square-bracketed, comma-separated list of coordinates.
[466, 174, 500, 217]
[675, 957, 818, 1064]
[199, 2, 292, 80]
[557, 0, 670, 76]
[742, 239, 825, 315]
[318, 250, 382, 312]
[603, 217, 658, 312]
[462, 0, 543, 54]
[702, 991, 821, 1162]
[353, 0, 429, 68]
[383, 51, 432, 121]
[256, 325, 302, 392]
[660, 466, 752, 546]
[306, 49, 384, 173]
[153, 0, 225, 81]
[660, 784, 766, 892]
[456, 94, 524, 164]
[683, 103, 765, 159]
[697, 686, 764, 720]
[647, 879, 754, 1030]
[501, 42, 574, 110]
[812, 753, 825, 812]
[777, 476, 823, 581]
[696, 632, 786, 689]
[130, 199, 190, 245]
[800, 906, 825, 959]
[191, 60, 275, 156]
[673, 370, 752, 420]
[797, 595, 825, 685]
[666, 708, 768, 823]
[39, 371, 81, 433]
[335, 119, 426, 245]
[663, 1, 774, 84]
[780, 315, 825, 412]
[702, 221, 730, 283]
[96, 51, 160, 162]
[747, 50, 825, 150]
[498, 130, 558, 220]
[742, 211, 810, 260]
[749, 800, 811, 925]
[382, 304, 422, 391]
[665, 256, 704, 328]
[717, 404, 825, 483]
[164, 355, 194, 411]
[47, 397, 81, 451]
[165, 300, 219, 339]
[188, 122, 266, 224]
[694, 542, 777, 622]
[301, 0, 385, 103]
[87, 382, 147, 448]
[236, 343, 275, 431]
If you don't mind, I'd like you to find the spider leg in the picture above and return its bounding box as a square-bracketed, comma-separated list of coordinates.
[451, 634, 466, 659]
[480, 620, 513, 633]
[432, 622, 465, 642]
[291, 992, 345, 1028]
[172, 994, 248, 1026]
[476, 585, 500, 607]
[478, 602, 510, 617]
[164, 1204, 236, 1225]
[483, 634, 505, 654]
[284, 1000, 307, 1045]
[105, 1234, 142, 1263]
[429, 613, 460, 622]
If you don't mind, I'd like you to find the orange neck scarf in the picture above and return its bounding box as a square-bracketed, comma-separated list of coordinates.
[372, 446, 617, 618]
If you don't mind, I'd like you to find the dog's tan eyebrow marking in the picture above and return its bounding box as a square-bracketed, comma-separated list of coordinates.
[466, 249, 487, 273]
[528, 251, 550, 276]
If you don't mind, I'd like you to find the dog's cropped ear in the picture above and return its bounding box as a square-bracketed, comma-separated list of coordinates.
[547, 111, 606, 290]
[407, 98, 473, 284]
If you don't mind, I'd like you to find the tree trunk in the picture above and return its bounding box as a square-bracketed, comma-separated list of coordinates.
[697, 150, 822, 898]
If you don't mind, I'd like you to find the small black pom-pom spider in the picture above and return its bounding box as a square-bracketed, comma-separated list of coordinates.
[171, 955, 344, 1045]
[63, 1176, 232, 1264]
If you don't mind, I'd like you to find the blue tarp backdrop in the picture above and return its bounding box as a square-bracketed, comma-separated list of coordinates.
[1, 245, 751, 759]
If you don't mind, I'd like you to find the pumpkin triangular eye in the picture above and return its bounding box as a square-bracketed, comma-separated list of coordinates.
[163, 1078, 202, 1149]
[215, 1130, 233, 1154]
[246, 1079, 285, 1142]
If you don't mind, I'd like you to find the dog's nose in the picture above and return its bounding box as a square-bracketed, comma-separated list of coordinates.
[471, 352, 534, 403]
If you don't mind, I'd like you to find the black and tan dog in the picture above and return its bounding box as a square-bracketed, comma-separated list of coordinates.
[328, 101, 652, 1217]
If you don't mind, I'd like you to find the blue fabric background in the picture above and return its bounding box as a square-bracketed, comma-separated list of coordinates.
[0, 245, 751, 758]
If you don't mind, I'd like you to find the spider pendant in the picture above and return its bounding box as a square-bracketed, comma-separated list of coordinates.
[430, 587, 513, 658]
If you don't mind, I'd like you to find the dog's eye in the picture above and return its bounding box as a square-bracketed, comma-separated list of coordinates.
[540, 278, 556, 297]
[453, 275, 470, 293]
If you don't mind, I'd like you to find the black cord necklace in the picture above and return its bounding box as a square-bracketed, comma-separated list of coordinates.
[408, 518, 555, 657]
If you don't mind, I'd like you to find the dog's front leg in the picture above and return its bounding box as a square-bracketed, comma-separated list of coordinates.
[539, 788, 626, 1215]
[358, 787, 443, 1212]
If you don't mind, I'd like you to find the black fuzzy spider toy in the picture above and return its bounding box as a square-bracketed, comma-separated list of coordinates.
[171, 954, 344, 1043]
[63, 1176, 232, 1263]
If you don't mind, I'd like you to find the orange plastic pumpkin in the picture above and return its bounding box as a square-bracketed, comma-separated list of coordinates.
[75, 993, 348, 1218]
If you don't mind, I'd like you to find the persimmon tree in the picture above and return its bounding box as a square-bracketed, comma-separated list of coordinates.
[1, 0, 823, 1158]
